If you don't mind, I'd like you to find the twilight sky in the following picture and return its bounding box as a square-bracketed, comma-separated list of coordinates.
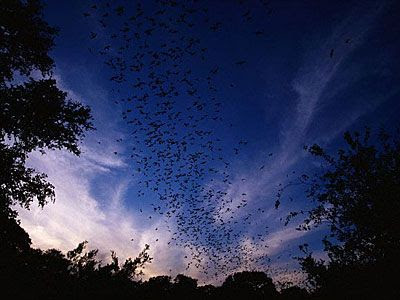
[17, 0, 400, 284]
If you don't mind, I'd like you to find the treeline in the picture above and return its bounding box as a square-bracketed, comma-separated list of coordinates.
[2, 233, 307, 299]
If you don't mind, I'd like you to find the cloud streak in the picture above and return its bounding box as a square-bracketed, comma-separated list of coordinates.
[16, 70, 187, 279]
[209, 3, 388, 265]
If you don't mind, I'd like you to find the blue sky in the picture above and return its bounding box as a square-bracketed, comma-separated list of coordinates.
[17, 0, 400, 284]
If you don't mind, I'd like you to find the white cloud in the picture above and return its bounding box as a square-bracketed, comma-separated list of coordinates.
[19, 147, 133, 253]
[15, 70, 185, 276]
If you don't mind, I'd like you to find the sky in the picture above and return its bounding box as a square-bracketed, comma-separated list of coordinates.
[17, 0, 400, 285]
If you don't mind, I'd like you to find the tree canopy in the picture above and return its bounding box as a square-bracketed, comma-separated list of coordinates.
[0, 0, 93, 279]
[297, 128, 400, 299]
[0, 0, 93, 221]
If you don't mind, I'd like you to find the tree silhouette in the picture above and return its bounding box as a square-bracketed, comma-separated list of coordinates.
[279, 286, 309, 300]
[298, 128, 400, 299]
[172, 274, 199, 298]
[1, 1, 93, 297]
[220, 271, 278, 299]
[142, 275, 173, 299]
[0, 0, 93, 248]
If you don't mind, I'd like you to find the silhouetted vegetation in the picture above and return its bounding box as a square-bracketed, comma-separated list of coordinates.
[293, 128, 400, 299]
[1, 1, 400, 299]
[0, 0, 93, 222]
[1, 0, 93, 296]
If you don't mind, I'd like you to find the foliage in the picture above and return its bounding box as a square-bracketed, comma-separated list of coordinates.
[220, 270, 278, 299]
[0, 2, 94, 296]
[0, 0, 93, 219]
[0, 0, 56, 83]
[298, 128, 400, 299]
[3, 239, 152, 299]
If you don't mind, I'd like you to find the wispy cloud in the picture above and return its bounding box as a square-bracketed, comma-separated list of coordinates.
[209, 3, 387, 262]
[18, 144, 136, 253]
[16, 70, 187, 278]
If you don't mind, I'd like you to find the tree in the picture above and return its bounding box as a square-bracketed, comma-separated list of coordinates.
[279, 286, 309, 300]
[142, 275, 173, 299]
[172, 274, 199, 299]
[221, 271, 278, 299]
[298, 128, 400, 299]
[4, 240, 152, 299]
[0, 1, 93, 290]
[0, 0, 93, 230]
[65, 241, 152, 298]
